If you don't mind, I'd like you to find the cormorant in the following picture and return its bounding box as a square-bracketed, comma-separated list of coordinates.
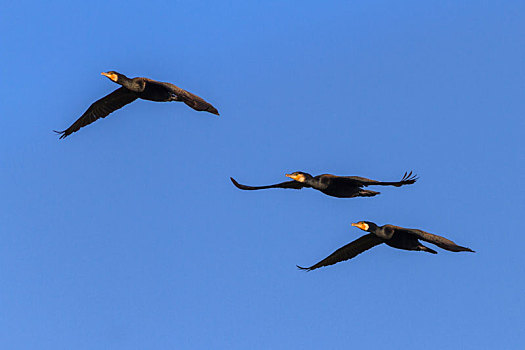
[230, 171, 418, 198]
[55, 71, 219, 139]
[297, 221, 475, 271]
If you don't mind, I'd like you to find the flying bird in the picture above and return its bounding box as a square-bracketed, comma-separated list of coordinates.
[230, 171, 418, 198]
[297, 221, 475, 271]
[55, 71, 219, 139]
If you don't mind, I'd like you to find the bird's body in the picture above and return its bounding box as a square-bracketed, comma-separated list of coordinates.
[379, 225, 438, 254]
[298, 221, 474, 271]
[231, 171, 417, 198]
[55, 71, 219, 139]
[137, 79, 174, 101]
[306, 175, 382, 198]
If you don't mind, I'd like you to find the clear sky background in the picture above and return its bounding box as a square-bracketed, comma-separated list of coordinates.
[1, 1, 524, 349]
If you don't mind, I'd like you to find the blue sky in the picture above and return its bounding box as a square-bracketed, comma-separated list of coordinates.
[1, 1, 524, 349]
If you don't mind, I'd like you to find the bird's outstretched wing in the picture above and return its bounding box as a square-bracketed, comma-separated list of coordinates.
[343, 171, 419, 187]
[297, 234, 384, 271]
[154, 81, 219, 115]
[55, 87, 138, 139]
[230, 177, 304, 190]
[387, 225, 475, 252]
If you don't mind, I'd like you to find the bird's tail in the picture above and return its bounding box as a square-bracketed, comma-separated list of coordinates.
[440, 244, 475, 253]
[419, 245, 438, 254]
[207, 105, 220, 115]
[358, 189, 380, 197]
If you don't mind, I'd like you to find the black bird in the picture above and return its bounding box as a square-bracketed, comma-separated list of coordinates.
[298, 221, 475, 271]
[55, 71, 219, 139]
[230, 171, 418, 198]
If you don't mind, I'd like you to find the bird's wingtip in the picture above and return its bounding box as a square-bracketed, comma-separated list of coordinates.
[230, 177, 242, 188]
[400, 170, 419, 184]
[296, 265, 311, 272]
[53, 130, 67, 139]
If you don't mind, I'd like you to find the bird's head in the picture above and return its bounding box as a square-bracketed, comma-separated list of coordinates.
[101, 71, 124, 83]
[285, 171, 313, 183]
[351, 221, 378, 232]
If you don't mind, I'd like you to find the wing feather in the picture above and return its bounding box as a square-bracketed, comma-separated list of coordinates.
[230, 177, 304, 190]
[317, 172, 417, 188]
[297, 234, 384, 271]
[55, 87, 137, 139]
[340, 171, 419, 187]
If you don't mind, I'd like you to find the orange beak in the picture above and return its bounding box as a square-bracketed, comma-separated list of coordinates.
[351, 222, 369, 231]
[285, 173, 305, 182]
[101, 72, 118, 82]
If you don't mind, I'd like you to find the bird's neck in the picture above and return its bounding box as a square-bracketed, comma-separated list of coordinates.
[304, 177, 322, 189]
[373, 226, 391, 239]
[118, 76, 144, 92]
